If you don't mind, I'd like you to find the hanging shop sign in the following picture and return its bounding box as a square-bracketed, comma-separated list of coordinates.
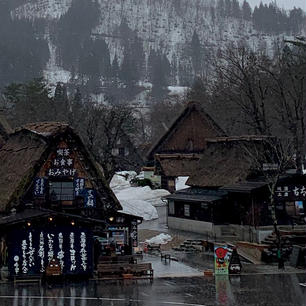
[275, 185, 306, 201]
[74, 178, 85, 196]
[8, 227, 93, 276]
[214, 246, 231, 275]
[130, 220, 138, 247]
[33, 178, 47, 196]
[81, 189, 96, 208]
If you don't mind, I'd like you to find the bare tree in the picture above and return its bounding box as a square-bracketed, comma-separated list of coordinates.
[241, 137, 295, 246]
[79, 102, 139, 182]
[214, 44, 273, 135]
[213, 40, 306, 172]
[259, 38, 306, 173]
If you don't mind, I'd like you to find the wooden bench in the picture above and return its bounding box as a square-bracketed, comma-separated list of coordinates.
[97, 263, 127, 277]
[97, 263, 153, 280]
[14, 275, 42, 285]
[147, 244, 161, 252]
[128, 263, 153, 280]
[98, 255, 137, 264]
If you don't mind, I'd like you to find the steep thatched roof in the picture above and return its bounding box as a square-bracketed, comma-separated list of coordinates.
[0, 109, 13, 146]
[155, 153, 200, 177]
[146, 101, 226, 160]
[0, 122, 121, 213]
[186, 136, 272, 188]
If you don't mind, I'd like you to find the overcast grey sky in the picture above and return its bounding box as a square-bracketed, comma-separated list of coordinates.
[239, 0, 306, 11]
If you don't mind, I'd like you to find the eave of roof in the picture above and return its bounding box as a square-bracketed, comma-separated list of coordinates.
[0, 208, 108, 226]
[163, 193, 223, 203]
[220, 181, 268, 193]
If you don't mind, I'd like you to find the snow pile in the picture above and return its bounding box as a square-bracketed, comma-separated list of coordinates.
[175, 176, 190, 191]
[119, 199, 158, 221]
[110, 172, 170, 220]
[110, 171, 136, 192]
[146, 233, 172, 245]
[115, 185, 169, 207]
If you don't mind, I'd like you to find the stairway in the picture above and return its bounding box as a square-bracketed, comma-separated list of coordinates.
[261, 229, 306, 262]
[172, 239, 204, 253]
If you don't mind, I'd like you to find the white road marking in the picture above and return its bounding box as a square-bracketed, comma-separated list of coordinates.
[0, 295, 207, 306]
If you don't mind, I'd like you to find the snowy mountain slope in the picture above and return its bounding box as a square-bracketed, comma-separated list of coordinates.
[94, 0, 276, 62]
[10, 0, 302, 89]
[13, 0, 72, 20]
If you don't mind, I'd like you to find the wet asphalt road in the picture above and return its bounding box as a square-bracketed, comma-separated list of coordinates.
[0, 273, 305, 306]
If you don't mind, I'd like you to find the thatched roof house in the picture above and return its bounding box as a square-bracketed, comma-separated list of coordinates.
[0, 122, 143, 278]
[0, 122, 121, 213]
[146, 101, 226, 161]
[186, 136, 273, 188]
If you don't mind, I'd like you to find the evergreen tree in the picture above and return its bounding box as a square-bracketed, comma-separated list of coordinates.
[224, 0, 232, 17]
[231, 0, 241, 18]
[111, 54, 120, 79]
[120, 45, 138, 86]
[130, 35, 145, 80]
[187, 77, 208, 102]
[216, 0, 225, 18]
[3, 78, 54, 125]
[54, 82, 69, 121]
[148, 49, 170, 100]
[190, 30, 202, 75]
[56, 0, 100, 70]
[289, 8, 304, 33]
[242, 0, 252, 21]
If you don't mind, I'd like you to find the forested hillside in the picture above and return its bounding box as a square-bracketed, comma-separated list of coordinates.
[0, 0, 304, 103]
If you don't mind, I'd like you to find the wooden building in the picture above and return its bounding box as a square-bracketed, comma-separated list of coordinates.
[0, 122, 141, 278]
[146, 101, 226, 191]
[164, 136, 306, 241]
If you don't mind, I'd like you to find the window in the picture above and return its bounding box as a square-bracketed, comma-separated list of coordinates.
[111, 148, 119, 156]
[118, 147, 125, 156]
[201, 203, 208, 209]
[184, 204, 190, 217]
[169, 201, 175, 215]
[50, 181, 74, 201]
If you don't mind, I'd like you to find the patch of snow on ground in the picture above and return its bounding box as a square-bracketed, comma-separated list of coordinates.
[175, 176, 190, 191]
[43, 68, 71, 87]
[146, 233, 172, 245]
[119, 199, 158, 221]
[13, 0, 72, 20]
[168, 86, 189, 96]
[110, 171, 136, 192]
[110, 172, 169, 220]
[43, 32, 71, 91]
